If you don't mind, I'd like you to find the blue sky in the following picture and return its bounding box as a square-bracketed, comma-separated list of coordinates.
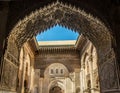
[36, 24, 79, 41]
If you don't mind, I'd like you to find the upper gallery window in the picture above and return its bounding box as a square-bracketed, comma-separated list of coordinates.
[60, 69, 63, 74]
[50, 68, 64, 75]
[56, 69, 58, 74]
[51, 69, 54, 74]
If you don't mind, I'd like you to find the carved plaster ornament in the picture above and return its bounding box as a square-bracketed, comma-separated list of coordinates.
[8, 1, 111, 51]
[100, 49, 118, 89]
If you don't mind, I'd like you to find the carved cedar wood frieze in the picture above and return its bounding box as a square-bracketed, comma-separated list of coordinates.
[8, 1, 111, 51]
[37, 47, 79, 55]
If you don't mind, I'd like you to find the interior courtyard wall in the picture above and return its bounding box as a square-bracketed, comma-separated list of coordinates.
[34, 52, 81, 93]
[17, 43, 35, 93]
[34, 48, 80, 93]
[80, 40, 100, 93]
[35, 50, 80, 75]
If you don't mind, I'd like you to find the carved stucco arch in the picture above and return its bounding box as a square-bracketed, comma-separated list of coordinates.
[8, 1, 112, 54]
[48, 79, 65, 92]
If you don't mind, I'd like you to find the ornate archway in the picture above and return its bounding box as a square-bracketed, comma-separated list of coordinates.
[9, 1, 111, 51]
[49, 86, 64, 93]
[1, 1, 120, 93]
[48, 80, 65, 92]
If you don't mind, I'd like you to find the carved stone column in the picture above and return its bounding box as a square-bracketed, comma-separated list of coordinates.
[75, 68, 80, 92]
[99, 49, 120, 93]
[29, 67, 34, 92]
[80, 67, 87, 93]
[80, 69, 84, 93]
[21, 61, 26, 93]
[88, 55, 94, 93]
[65, 77, 67, 93]
[34, 69, 40, 93]
[39, 78, 43, 93]
[70, 72, 75, 93]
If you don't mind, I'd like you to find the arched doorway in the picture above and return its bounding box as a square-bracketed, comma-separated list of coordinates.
[0, 1, 119, 93]
[49, 86, 64, 93]
[43, 63, 68, 93]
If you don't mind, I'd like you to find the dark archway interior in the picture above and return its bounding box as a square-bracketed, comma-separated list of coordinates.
[50, 86, 63, 93]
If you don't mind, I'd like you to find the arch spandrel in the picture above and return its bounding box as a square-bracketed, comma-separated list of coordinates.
[9, 1, 111, 53]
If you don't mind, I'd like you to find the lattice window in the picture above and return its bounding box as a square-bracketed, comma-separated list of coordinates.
[56, 69, 58, 74]
[60, 69, 63, 74]
[51, 69, 54, 74]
